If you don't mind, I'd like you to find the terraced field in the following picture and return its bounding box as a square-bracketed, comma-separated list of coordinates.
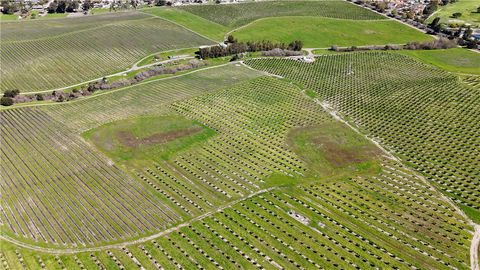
[246, 52, 480, 221]
[0, 73, 473, 269]
[0, 12, 213, 93]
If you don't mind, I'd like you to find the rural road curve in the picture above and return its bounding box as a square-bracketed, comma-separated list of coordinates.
[0, 187, 276, 254]
[25, 55, 194, 95]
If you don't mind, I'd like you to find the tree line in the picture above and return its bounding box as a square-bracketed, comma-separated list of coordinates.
[197, 36, 303, 59]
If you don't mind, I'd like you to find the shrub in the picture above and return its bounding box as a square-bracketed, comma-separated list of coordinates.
[226, 35, 237, 44]
[3, 89, 20, 98]
[451, 12, 462, 18]
[262, 48, 303, 57]
[330, 45, 339, 51]
[288, 40, 303, 51]
[230, 54, 240, 62]
[0, 97, 14, 106]
[405, 38, 457, 50]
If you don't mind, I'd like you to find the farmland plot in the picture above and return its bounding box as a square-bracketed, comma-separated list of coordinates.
[156, 77, 331, 198]
[85, 77, 335, 219]
[0, 11, 149, 41]
[0, 14, 213, 92]
[178, 0, 384, 28]
[41, 64, 261, 132]
[0, 63, 474, 269]
[245, 52, 480, 220]
[0, 108, 181, 246]
[1, 161, 471, 269]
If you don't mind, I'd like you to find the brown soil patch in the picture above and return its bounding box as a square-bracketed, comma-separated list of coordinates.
[313, 137, 380, 167]
[117, 127, 203, 148]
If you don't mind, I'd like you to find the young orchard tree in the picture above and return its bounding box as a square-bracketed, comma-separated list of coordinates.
[451, 12, 462, 18]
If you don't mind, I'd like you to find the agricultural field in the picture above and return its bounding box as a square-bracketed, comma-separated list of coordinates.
[41, 64, 260, 132]
[1, 1, 479, 269]
[246, 52, 480, 221]
[178, 1, 385, 28]
[397, 48, 480, 75]
[0, 108, 181, 246]
[0, 73, 474, 269]
[0, 12, 213, 93]
[232, 16, 433, 48]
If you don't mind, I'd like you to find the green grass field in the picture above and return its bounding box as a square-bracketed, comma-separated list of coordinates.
[233, 16, 433, 47]
[144, 1, 385, 42]
[83, 115, 216, 164]
[427, 0, 480, 27]
[288, 122, 383, 181]
[142, 7, 228, 41]
[398, 48, 480, 75]
[0, 13, 19, 20]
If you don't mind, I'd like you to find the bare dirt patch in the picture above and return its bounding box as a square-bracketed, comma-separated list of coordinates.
[312, 137, 381, 167]
[117, 127, 203, 148]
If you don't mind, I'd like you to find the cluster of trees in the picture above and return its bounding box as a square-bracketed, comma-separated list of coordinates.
[262, 48, 303, 57]
[1, 89, 20, 106]
[404, 38, 458, 50]
[423, 2, 438, 16]
[329, 38, 457, 52]
[198, 36, 303, 59]
[429, 17, 443, 33]
[87, 59, 205, 91]
[48, 0, 79, 13]
[88, 60, 203, 91]
[154, 0, 173, 6]
[1, 0, 19, 14]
